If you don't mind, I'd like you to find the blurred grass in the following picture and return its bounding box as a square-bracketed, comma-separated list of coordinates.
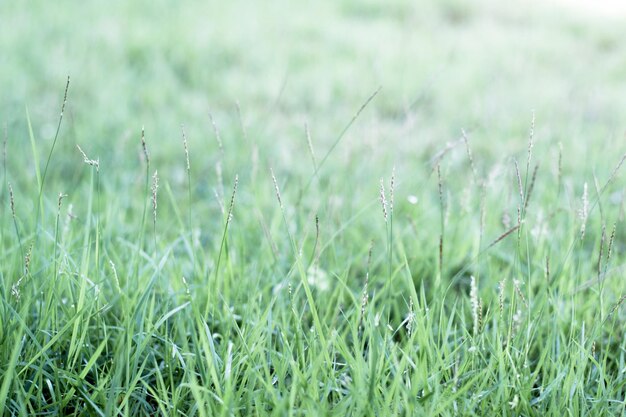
[2, 0, 625, 164]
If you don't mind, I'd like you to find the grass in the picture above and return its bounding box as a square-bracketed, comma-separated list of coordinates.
[1, 0, 626, 415]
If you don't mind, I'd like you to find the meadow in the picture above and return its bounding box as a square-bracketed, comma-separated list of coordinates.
[1, 0, 626, 415]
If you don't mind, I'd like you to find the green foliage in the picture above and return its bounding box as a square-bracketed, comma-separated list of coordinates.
[1, 0, 626, 415]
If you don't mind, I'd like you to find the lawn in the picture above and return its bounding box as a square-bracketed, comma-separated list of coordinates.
[1, 0, 626, 415]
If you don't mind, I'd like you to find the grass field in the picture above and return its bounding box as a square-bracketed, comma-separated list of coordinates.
[1, 1, 626, 415]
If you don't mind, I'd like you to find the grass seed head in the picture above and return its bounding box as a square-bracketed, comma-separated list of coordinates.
[152, 170, 159, 225]
[470, 276, 480, 336]
[141, 127, 150, 165]
[579, 182, 589, 239]
[181, 124, 190, 172]
[513, 278, 528, 308]
[24, 243, 33, 276]
[379, 178, 388, 223]
[514, 159, 524, 209]
[406, 298, 415, 337]
[208, 112, 224, 153]
[305, 123, 317, 170]
[271, 168, 283, 210]
[8, 182, 15, 218]
[226, 175, 238, 225]
[390, 167, 395, 214]
[606, 223, 617, 265]
[181, 275, 190, 296]
[461, 129, 478, 181]
[76, 144, 99, 171]
[527, 110, 535, 168]
[60, 76, 70, 117]
[109, 260, 121, 293]
[597, 225, 606, 281]
[499, 278, 506, 320]
[57, 192, 67, 213]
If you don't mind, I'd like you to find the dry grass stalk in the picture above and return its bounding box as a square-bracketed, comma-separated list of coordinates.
[208, 112, 224, 154]
[76, 145, 99, 171]
[526, 111, 535, 171]
[597, 225, 606, 282]
[9, 183, 15, 218]
[437, 164, 444, 274]
[311, 214, 320, 263]
[579, 182, 589, 239]
[499, 278, 506, 321]
[486, 224, 520, 250]
[514, 160, 524, 217]
[603, 153, 626, 191]
[13, 243, 35, 298]
[226, 175, 239, 225]
[235, 101, 248, 141]
[605, 294, 626, 324]
[141, 127, 149, 166]
[57, 192, 67, 213]
[288, 282, 293, 305]
[430, 138, 462, 170]
[406, 298, 415, 337]
[379, 178, 388, 223]
[513, 279, 528, 309]
[461, 129, 478, 182]
[439, 236, 443, 277]
[151, 170, 159, 227]
[470, 276, 480, 336]
[358, 242, 373, 333]
[181, 275, 190, 296]
[215, 161, 224, 199]
[109, 260, 121, 293]
[478, 298, 483, 334]
[60, 76, 70, 117]
[523, 164, 539, 212]
[437, 164, 444, 212]
[390, 167, 395, 215]
[24, 243, 33, 276]
[11, 280, 22, 300]
[270, 168, 283, 210]
[606, 223, 616, 265]
[213, 189, 225, 215]
[181, 125, 190, 172]
[304, 123, 317, 171]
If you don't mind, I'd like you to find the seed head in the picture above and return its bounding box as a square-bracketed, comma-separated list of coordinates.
[226, 175, 238, 225]
[76, 145, 99, 171]
[470, 276, 480, 336]
[58, 192, 67, 212]
[152, 170, 159, 225]
[499, 278, 506, 321]
[181, 125, 190, 172]
[208, 112, 224, 153]
[141, 127, 150, 165]
[379, 178, 388, 222]
[8, 183, 15, 218]
[579, 182, 589, 239]
[390, 167, 396, 215]
[270, 168, 283, 210]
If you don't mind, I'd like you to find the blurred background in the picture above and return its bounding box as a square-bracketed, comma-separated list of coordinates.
[1, 0, 625, 217]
